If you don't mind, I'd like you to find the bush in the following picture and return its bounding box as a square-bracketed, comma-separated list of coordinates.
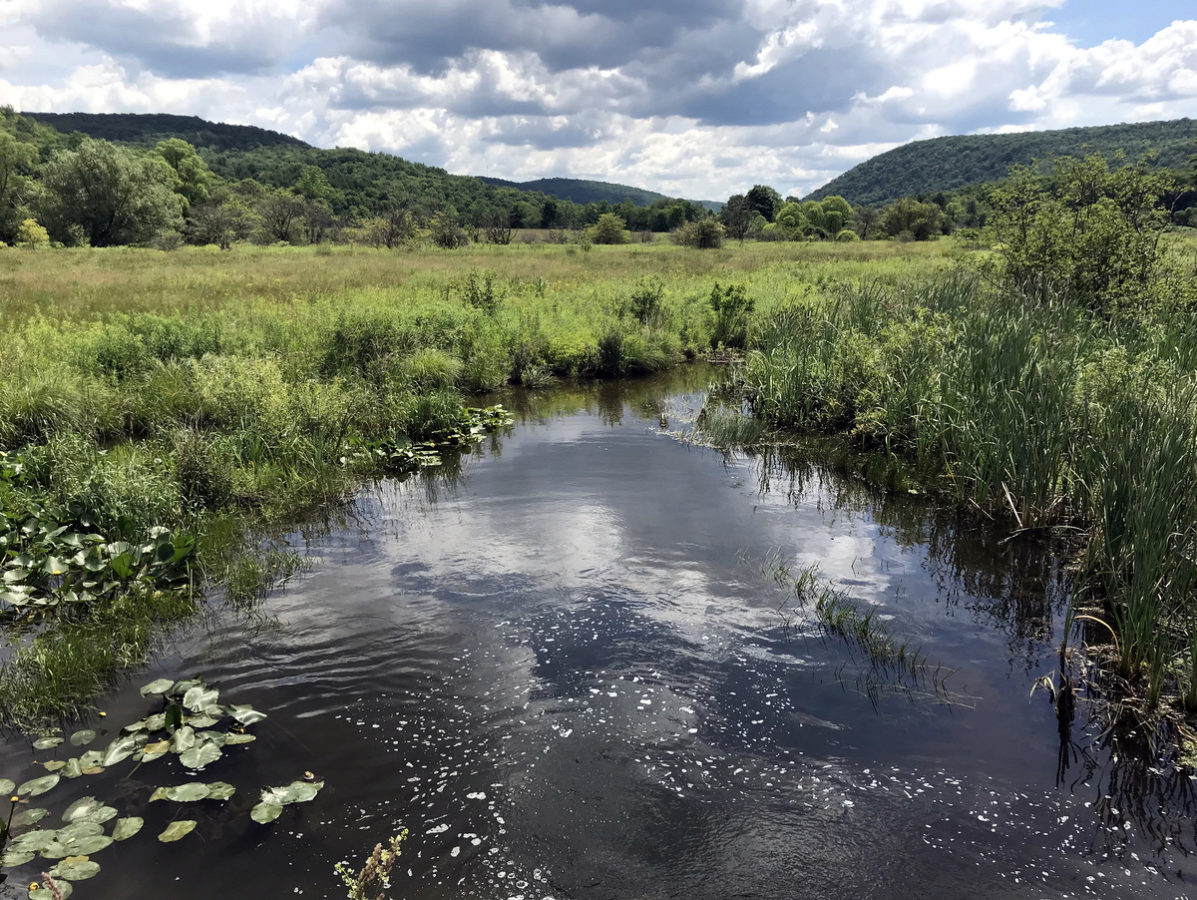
[835, 229, 859, 242]
[671, 218, 724, 249]
[589, 213, 629, 245]
[16, 218, 49, 248]
[707, 283, 754, 349]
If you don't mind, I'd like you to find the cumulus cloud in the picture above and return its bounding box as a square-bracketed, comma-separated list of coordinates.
[2, 0, 1194, 199]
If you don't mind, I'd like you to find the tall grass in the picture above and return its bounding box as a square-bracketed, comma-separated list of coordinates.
[736, 263, 1197, 714]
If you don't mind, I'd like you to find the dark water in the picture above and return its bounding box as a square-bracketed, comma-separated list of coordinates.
[3, 366, 1196, 899]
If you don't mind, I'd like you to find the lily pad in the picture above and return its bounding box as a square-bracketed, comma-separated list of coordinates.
[17, 774, 59, 797]
[157, 820, 197, 842]
[170, 726, 196, 754]
[69, 730, 96, 747]
[32, 735, 63, 751]
[250, 801, 283, 824]
[164, 783, 210, 802]
[42, 761, 66, 772]
[50, 858, 100, 881]
[29, 880, 73, 898]
[179, 741, 221, 770]
[12, 807, 50, 827]
[62, 797, 101, 823]
[206, 782, 236, 801]
[0, 849, 35, 867]
[182, 685, 219, 714]
[59, 758, 83, 779]
[112, 817, 143, 841]
[275, 780, 324, 804]
[186, 714, 219, 729]
[0, 777, 14, 794]
[100, 734, 140, 767]
[140, 678, 175, 696]
[224, 733, 256, 746]
[139, 740, 170, 763]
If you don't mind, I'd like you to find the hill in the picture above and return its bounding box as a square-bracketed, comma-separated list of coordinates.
[807, 118, 1197, 207]
[479, 175, 668, 207]
[22, 112, 310, 152]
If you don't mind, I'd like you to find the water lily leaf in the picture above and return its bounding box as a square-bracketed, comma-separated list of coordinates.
[275, 780, 324, 805]
[62, 797, 101, 823]
[224, 733, 256, 746]
[42, 831, 111, 858]
[148, 787, 168, 803]
[42, 761, 66, 772]
[59, 759, 83, 779]
[77, 751, 103, 768]
[1, 848, 35, 866]
[164, 783, 210, 802]
[50, 858, 100, 881]
[8, 829, 57, 853]
[195, 731, 226, 748]
[157, 820, 196, 843]
[186, 715, 218, 729]
[182, 685, 220, 714]
[140, 678, 175, 696]
[80, 767, 104, 776]
[0, 777, 13, 794]
[12, 807, 49, 827]
[43, 557, 69, 576]
[227, 705, 267, 726]
[179, 741, 221, 770]
[100, 734, 140, 767]
[143, 712, 167, 732]
[29, 880, 73, 898]
[32, 735, 62, 750]
[169, 726, 196, 754]
[140, 740, 170, 763]
[17, 774, 59, 797]
[206, 782, 236, 801]
[250, 801, 283, 824]
[112, 817, 143, 841]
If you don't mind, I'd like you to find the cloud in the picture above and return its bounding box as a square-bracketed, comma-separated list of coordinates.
[3, 1, 1195, 200]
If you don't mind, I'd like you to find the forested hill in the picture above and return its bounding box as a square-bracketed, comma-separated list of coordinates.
[807, 118, 1197, 207]
[479, 175, 669, 207]
[23, 112, 309, 152]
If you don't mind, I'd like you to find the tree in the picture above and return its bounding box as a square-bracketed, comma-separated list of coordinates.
[430, 210, 468, 248]
[774, 202, 807, 238]
[589, 212, 629, 244]
[36, 138, 183, 246]
[989, 154, 1171, 310]
[853, 206, 881, 239]
[820, 195, 853, 234]
[881, 197, 944, 241]
[721, 195, 752, 240]
[257, 189, 306, 243]
[155, 138, 214, 208]
[185, 194, 254, 249]
[745, 184, 782, 222]
[0, 130, 38, 243]
[296, 165, 332, 202]
[366, 206, 416, 249]
[16, 217, 48, 248]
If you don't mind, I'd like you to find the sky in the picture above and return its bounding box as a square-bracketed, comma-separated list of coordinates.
[0, 0, 1194, 201]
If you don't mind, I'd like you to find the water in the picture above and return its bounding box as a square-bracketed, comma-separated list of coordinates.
[3, 366, 1196, 899]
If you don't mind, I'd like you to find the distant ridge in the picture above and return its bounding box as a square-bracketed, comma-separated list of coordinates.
[807, 118, 1197, 207]
[480, 175, 721, 211]
[22, 112, 310, 152]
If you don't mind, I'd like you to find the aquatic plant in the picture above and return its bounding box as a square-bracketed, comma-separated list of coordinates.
[335, 831, 407, 900]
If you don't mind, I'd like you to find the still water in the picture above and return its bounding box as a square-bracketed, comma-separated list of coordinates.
[2, 366, 1196, 899]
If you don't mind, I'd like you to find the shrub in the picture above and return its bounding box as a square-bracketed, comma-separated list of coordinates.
[672, 218, 724, 249]
[835, 229, 859, 242]
[707, 283, 754, 349]
[16, 218, 49, 248]
[589, 213, 629, 245]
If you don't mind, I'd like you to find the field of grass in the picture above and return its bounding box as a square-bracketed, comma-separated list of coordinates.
[0, 240, 952, 725]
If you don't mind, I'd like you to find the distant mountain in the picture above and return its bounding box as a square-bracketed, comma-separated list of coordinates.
[807, 118, 1197, 208]
[480, 175, 721, 211]
[22, 112, 310, 152]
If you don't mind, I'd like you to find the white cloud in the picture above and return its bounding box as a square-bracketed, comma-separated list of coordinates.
[1, 1, 1194, 200]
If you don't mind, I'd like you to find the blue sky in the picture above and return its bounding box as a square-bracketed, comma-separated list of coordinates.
[1, 1, 1194, 199]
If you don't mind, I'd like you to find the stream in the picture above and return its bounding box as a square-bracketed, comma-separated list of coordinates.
[2, 365, 1195, 899]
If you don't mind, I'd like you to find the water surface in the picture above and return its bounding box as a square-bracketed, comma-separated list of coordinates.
[2, 367, 1195, 899]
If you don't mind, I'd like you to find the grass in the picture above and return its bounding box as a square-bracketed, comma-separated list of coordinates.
[727, 232, 1197, 729]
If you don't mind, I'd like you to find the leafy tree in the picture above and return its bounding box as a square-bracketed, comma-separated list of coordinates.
[155, 138, 214, 208]
[0, 130, 38, 243]
[185, 193, 254, 249]
[881, 197, 944, 241]
[256, 189, 306, 243]
[721, 194, 752, 240]
[296, 164, 332, 202]
[589, 212, 629, 244]
[429, 210, 468, 248]
[16, 217, 49, 247]
[745, 184, 782, 222]
[35, 138, 183, 246]
[989, 154, 1171, 310]
[365, 207, 416, 249]
[774, 201, 807, 238]
[707, 283, 754, 349]
[852, 205, 881, 239]
[819, 195, 852, 234]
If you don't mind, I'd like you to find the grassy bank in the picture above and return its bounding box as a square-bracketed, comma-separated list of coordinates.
[0, 240, 952, 725]
[727, 233, 1197, 725]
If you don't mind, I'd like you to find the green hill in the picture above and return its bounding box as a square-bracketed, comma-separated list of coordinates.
[807, 118, 1197, 207]
[479, 175, 667, 207]
[23, 112, 309, 152]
